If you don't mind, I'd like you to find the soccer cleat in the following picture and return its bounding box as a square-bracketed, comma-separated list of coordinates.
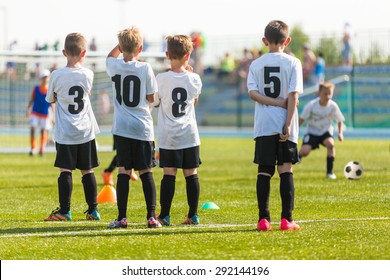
[257, 218, 271, 231]
[85, 209, 101, 220]
[102, 171, 114, 185]
[280, 218, 300, 230]
[183, 214, 200, 225]
[326, 173, 337, 179]
[44, 207, 72, 221]
[108, 217, 127, 228]
[147, 217, 162, 228]
[156, 215, 171, 226]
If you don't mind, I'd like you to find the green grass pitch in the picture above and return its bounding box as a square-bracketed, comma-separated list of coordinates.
[0, 137, 389, 260]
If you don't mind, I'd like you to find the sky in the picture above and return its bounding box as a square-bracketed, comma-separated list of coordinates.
[1, 0, 390, 64]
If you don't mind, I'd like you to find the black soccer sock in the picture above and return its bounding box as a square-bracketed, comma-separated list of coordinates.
[58, 171, 72, 213]
[185, 174, 200, 218]
[257, 174, 271, 222]
[279, 172, 295, 222]
[82, 172, 98, 212]
[116, 173, 130, 220]
[105, 155, 117, 173]
[140, 172, 157, 220]
[160, 175, 176, 218]
[327, 156, 335, 174]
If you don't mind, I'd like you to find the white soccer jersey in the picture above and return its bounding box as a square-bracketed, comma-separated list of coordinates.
[300, 97, 345, 136]
[106, 57, 158, 141]
[247, 52, 303, 143]
[46, 67, 99, 145]
[156, 70, 202, 149]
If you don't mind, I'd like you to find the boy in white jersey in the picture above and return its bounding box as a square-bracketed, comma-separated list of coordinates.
[155, 35, 202, 226]
[247, 20, 303, 231]
[106, 27, 161, 229]
[44, 33, 101, 221]
[299, 82, 345, 179]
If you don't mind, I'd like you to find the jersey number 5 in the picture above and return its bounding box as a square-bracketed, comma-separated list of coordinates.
[264, 66, 281, 98]
[111, 74, 141, 107]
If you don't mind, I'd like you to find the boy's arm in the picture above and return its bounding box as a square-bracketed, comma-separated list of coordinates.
[280, 91, 298, 141]
[337, 121, 344, 141]
[249, 90, 287, 108]
[298, 117, 305, 127]
[107, 45, 121, 58]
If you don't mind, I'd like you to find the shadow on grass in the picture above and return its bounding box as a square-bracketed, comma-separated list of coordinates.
[0, 223, 256, 238]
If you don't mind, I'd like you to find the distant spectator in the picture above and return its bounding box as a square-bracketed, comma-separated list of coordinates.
[342, 23, 352, 69]
[217, 52, 235, 80]
[6, 40, 18, 80]
[89, 37, 97, 51]
[190, 32, 204, 75]
[302, 44, 316, 83]
[314, 52, 325, 86]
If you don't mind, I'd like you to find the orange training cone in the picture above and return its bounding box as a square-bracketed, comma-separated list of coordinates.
[97, 185, 117, 203]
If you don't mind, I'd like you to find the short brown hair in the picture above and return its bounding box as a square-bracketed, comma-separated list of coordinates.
[264, 20, 289, 45]
[118, 27, 142, 54]
[166, 35, 193, 60]
[64, 33, 87, 57]
[319, 82, 335, 92]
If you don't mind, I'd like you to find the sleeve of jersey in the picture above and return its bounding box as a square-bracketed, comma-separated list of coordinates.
[46, 76, 55, 103]
[289, 59, 304, 94]
[146, 64, 158, 94]
[246, 66, 259, 92]
[300, 101, 312, 120]
[333, 103, 345, 122]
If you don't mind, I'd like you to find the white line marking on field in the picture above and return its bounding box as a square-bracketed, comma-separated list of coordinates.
[1, 217, 389, 238]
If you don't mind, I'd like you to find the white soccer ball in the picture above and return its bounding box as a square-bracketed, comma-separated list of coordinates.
[344, 161, 363, 180]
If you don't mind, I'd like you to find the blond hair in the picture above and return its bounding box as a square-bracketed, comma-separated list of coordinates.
[118, 27, 143, 54]
[64, 33, 87, 57]
[166, 35, 193, 60]
[319, 82, 335, 92]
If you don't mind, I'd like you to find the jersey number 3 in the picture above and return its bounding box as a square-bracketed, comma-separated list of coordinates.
[68, 86, 84, 114]
[264, 66, 281, 98]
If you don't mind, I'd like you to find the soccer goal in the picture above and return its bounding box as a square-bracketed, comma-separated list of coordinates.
[0, 50, 166, 153]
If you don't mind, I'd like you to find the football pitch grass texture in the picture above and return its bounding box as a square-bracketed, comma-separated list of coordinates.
[0, 137, 389, 260]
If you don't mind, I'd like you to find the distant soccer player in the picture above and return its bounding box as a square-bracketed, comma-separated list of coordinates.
[299, 82, 345, 179]
[44, 33, 101, 221]
[106, 27, 161, 229]
[247, 20, 303, 231]
[26, 69, 53, 156]
[155, 35, 202, 226]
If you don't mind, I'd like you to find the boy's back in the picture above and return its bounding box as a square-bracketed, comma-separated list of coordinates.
[47, 66, 99, 144]
[156, 70, 202, 150]
[248, 52, 303, 143]
[106, 57, 157, 141]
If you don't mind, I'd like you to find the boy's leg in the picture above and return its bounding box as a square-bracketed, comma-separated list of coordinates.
[323, 137, 336, 175]
[159, 173, 176, 218]
[30, 127, 36, 155]
[279, 171, 294, 221]
[81, 171, 98, 212]
[257, 165, 275, 222]
[185, 172, 200, 218]
[58, 171, 73, 213]
[140, 170, 157, 220]
[39, 129, 48, 155]
[116, 172, 130, 220]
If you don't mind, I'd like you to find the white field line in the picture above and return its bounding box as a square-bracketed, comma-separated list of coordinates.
[0, 217, 389, 238]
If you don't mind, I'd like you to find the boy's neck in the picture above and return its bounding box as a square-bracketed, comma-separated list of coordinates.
[123, 52, 139, 62]
[170, 59, 187, 73]
[66, 56, 83, 68]
[267, 43, 285, 53]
